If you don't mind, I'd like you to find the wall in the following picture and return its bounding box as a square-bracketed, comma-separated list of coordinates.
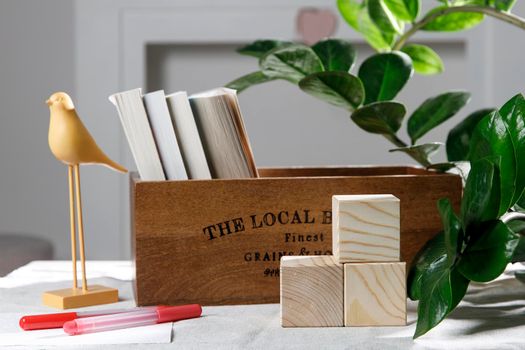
[147, 41, 468, 167]
[1, 0, 525, 261]
[492, 1, 525, 106]
[0, 0, 75, 259]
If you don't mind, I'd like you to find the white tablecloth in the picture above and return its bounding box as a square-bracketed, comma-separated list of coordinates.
[0, 261, 524, 349]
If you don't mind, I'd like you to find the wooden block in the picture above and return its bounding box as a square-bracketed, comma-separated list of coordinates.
[42, 285, 119, 309]
[344, 262, 406, 326]
[333, 194, 400, 263]
[280, 255, 343, 327]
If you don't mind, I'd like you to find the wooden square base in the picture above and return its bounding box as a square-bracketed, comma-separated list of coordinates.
[42, 285, 119, 309]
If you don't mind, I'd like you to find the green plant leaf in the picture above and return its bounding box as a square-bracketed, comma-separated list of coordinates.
[401, 44, 444, 75]
[338, 0, 395, 51]
[508, 219, 525, 263]
[508, 219, 525, 235]
[404, 0, 420, 19]
[408, 229, 470, 337]
[516, 194, 525, 212]
[389, 142, 442, 163]
[422, 7, 484, 32]
[438, 198, 462, 265]
[368, 0, 404, 34]
[384, 0, 419, 21]
[358, 52, 413, 105]
[498, 94, 525, 207]
[455, 0, 493, 4]
[495, 0, 517, 11]
[237, 40, 292, 58]
[414, 261, 469, 338]
[337, 0, 362, 30]
[408, 232, 446, 301]
[511, 234, 525, 262]
[311, 39, 357, 72]
[350, 101, 406, 135]
[446, 108, 495, 162]
[260, 44, 324, 84]
[225, 71, 275, 93]
[468, 111, 516, 215]
[358, 6, 396, 51]
[516, 270, 525, 283]
[460, 158, 500, 231]
[407, 91, 471, 144]
[299, 71, 365, 111]
[458, 220, 519, 282]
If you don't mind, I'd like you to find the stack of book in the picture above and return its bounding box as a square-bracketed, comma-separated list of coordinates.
[109, 88, 258, 181]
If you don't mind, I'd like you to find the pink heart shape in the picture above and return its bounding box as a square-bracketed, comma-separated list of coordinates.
[297, 8, 338, 45]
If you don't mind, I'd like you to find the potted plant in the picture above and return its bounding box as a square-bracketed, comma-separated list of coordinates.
[225, 0, 525, 338]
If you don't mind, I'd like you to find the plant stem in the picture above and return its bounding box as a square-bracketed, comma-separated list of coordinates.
[502, 211, 525, 224]
[384, 134, 408, 148]
[393, 6, 525, 51]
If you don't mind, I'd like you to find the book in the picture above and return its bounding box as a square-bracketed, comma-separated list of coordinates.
[165, 92, 211, 180]
[109, 88, 166, 181]
[189, 88, 258, 179]
[143, 90, 188, 180]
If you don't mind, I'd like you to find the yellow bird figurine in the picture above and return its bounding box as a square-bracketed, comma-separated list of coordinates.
[44, 92, 126, 308]
[47, 92, 127, 172]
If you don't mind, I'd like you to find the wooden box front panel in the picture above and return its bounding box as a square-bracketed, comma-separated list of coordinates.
[132, 167, 461, 306]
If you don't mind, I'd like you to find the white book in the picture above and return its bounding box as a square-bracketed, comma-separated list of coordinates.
[189, 88, 258, 179]
[109, 88, 165, 181]
[166, 91, 211, 180]
[143, 90, 188, 180]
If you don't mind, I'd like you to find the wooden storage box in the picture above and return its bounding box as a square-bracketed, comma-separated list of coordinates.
[131, 166, 461, 306]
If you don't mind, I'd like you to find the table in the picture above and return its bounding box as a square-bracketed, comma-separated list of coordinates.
[1, 261, 524, 349]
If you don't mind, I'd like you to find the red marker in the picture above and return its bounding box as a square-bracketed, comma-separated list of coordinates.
[63, 304, 202, 335]
[19, 308, 153, 331]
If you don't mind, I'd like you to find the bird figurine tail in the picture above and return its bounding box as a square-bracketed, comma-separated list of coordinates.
[99, 155, 128, 173]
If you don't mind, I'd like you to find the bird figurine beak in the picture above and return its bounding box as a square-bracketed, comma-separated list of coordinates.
[46, 99, 52, 106]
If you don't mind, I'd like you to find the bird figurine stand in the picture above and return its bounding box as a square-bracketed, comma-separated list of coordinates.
[42, 92, 127, 309]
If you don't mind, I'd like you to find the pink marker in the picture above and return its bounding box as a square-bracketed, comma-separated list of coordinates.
[20, 307, 155, 331]
[63, 304, 202, 335]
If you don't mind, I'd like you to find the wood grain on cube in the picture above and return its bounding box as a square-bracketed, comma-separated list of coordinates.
[281, 256, 343, 327]
[344, 262, 406, 326]
[333, 194, 400, 263]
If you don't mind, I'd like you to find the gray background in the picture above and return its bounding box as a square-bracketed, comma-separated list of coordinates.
[0, 0, 524, 261]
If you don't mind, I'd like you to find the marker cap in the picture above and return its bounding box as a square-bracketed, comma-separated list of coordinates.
[20, 312, 78, 331]
[156, 304, 202, 323]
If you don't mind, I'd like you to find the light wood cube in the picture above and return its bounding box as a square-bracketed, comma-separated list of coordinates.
[280, 255, 343, 327]
[344, 262, 406, 326]
[333, 194, 400, 263]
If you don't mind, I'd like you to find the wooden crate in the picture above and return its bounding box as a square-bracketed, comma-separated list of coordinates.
[131, 166, 461, 306]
